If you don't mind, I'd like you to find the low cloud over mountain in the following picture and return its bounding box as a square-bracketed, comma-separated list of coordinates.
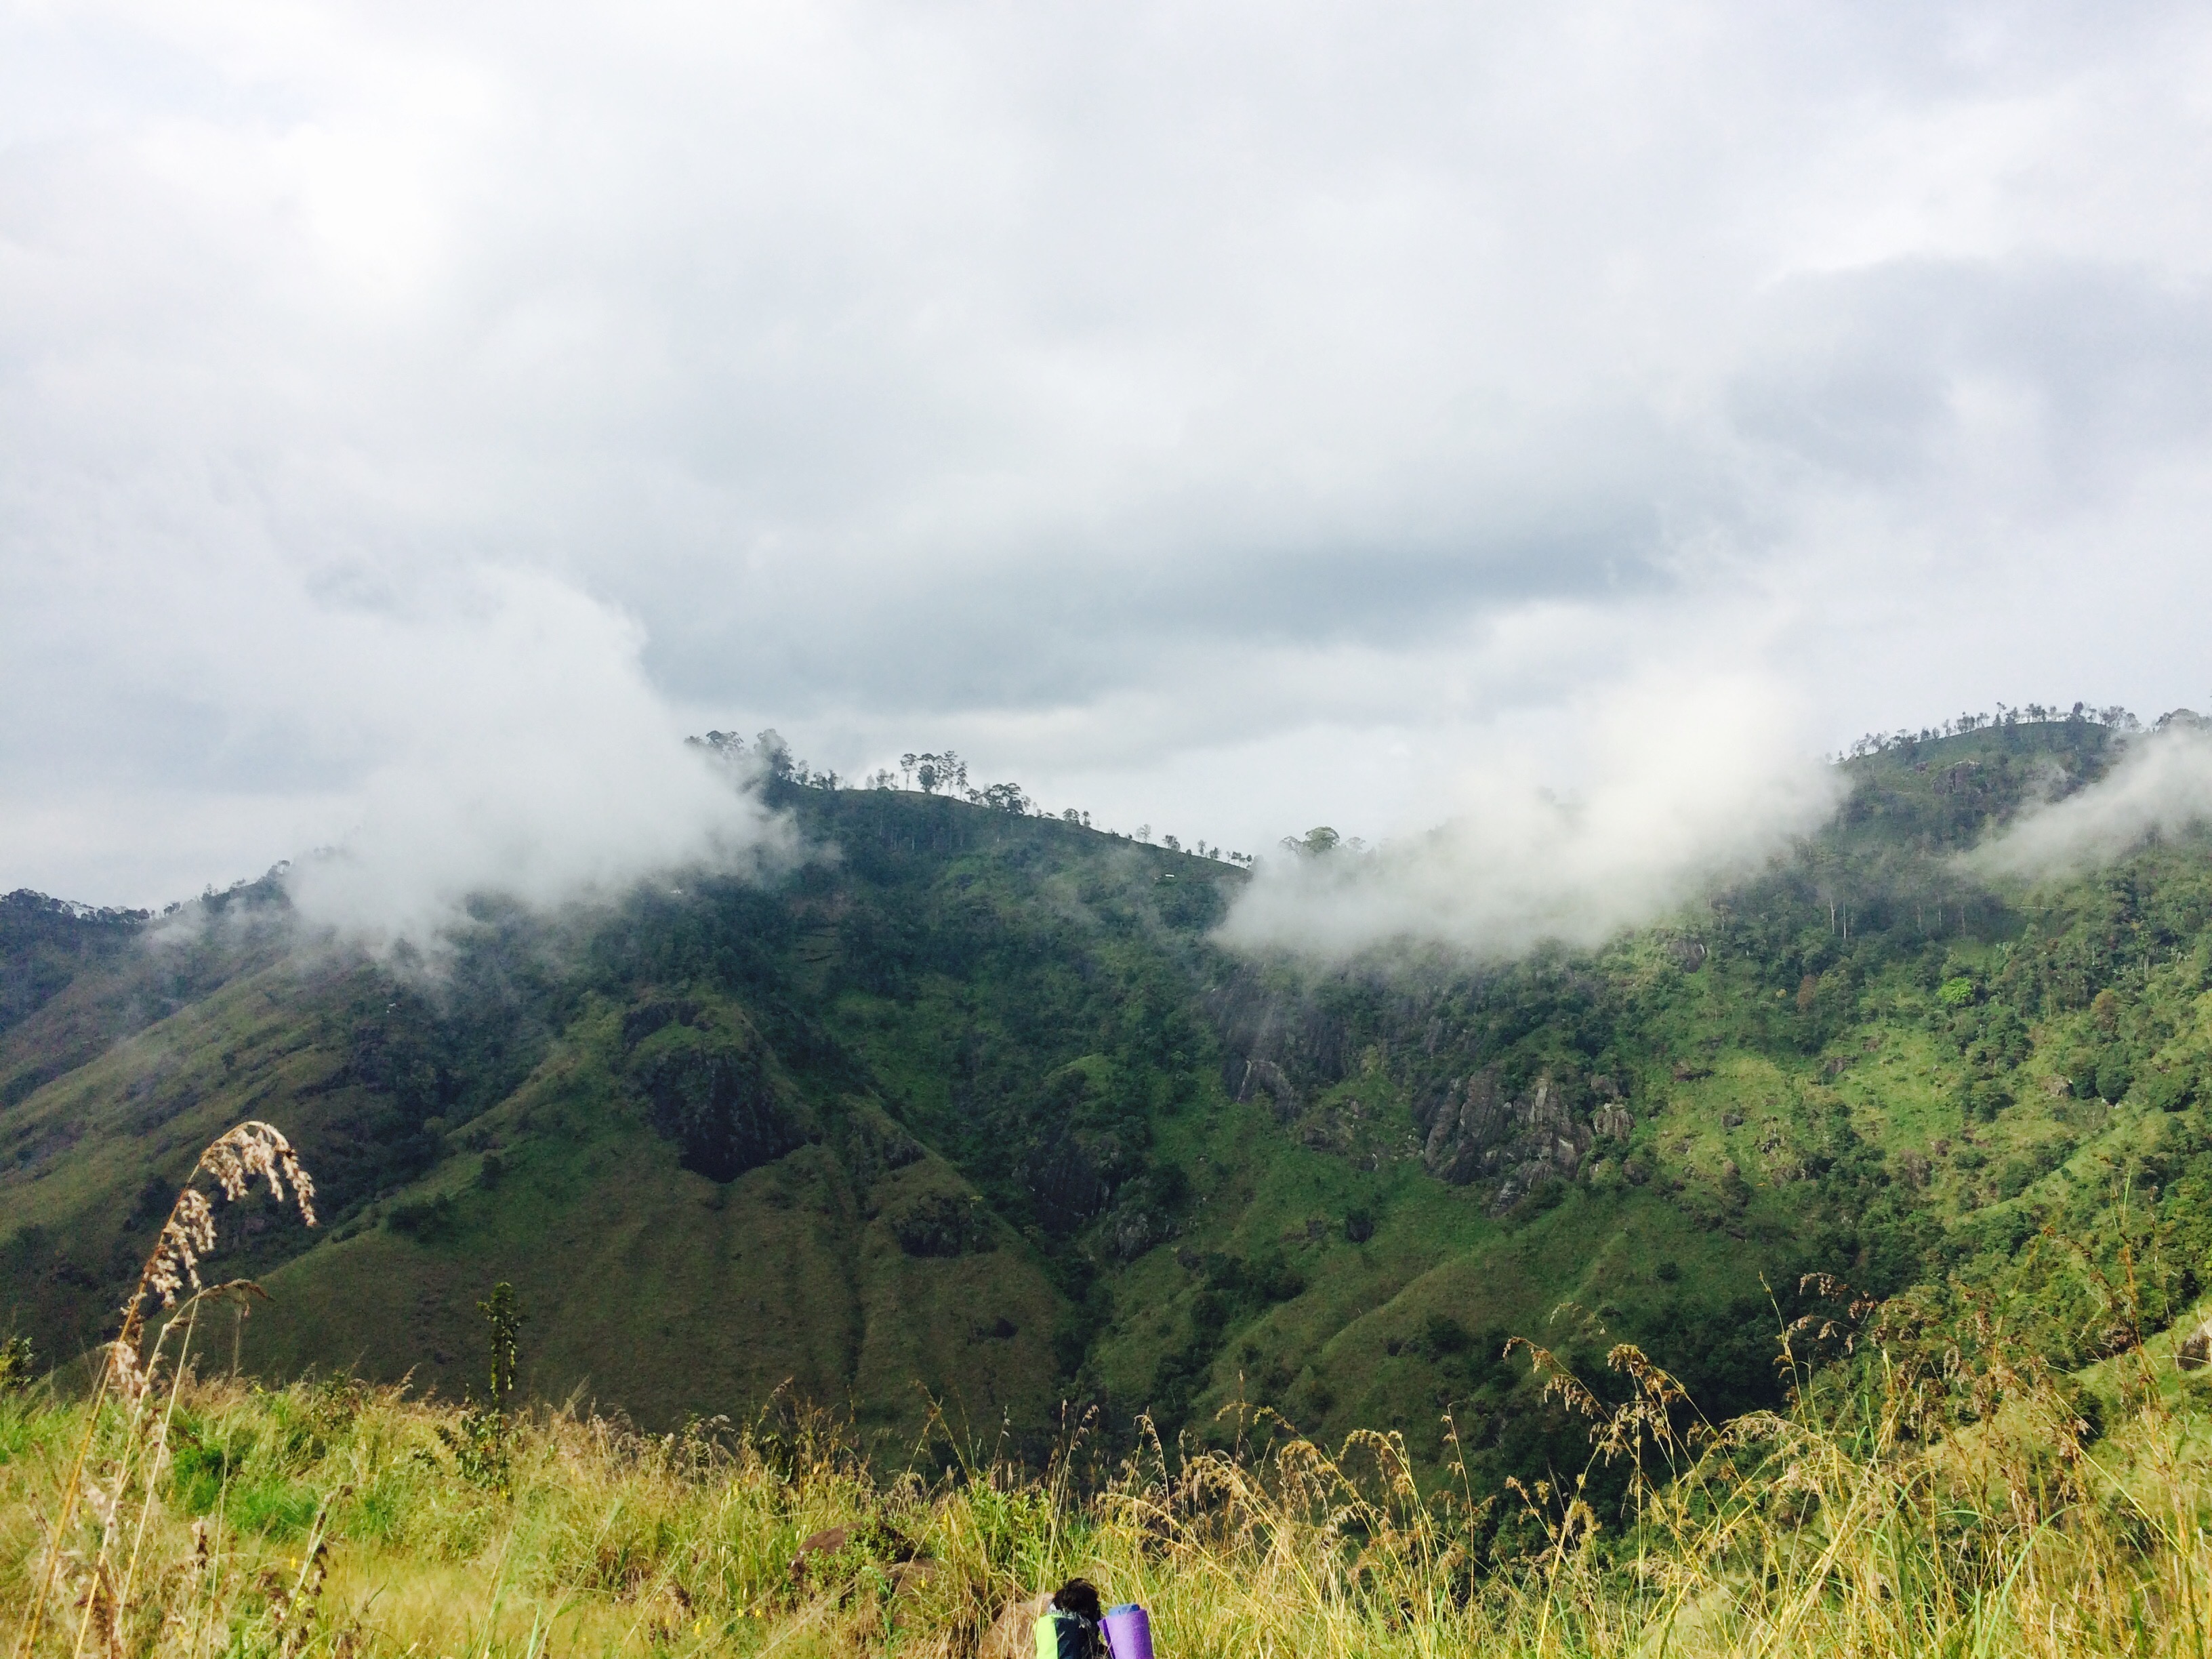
[1218, 672, 1841, 961]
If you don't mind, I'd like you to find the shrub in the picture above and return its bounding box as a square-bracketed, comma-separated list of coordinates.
[385, 1192, 458, 1240]
[2096, 1052, 2135, 1103]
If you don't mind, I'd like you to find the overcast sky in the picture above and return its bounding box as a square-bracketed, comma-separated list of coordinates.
[7, 0, 2212, 909]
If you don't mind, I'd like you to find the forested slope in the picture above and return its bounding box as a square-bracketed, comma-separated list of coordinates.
[7, 715, 2212, 1507]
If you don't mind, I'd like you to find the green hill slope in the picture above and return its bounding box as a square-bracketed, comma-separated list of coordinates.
[8, 716, 2212, 1499]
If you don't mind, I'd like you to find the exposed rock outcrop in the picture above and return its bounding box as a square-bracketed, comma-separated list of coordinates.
[624, 996, 804, 1182]
[841, 1109, 925, 1193]
[880, 1188, 992, 1256]
[1208, 968, 1353, 1116]
[1416, 1071, 1594, 1209]
[1232, 1055, 1300, 1120]
[2179, 1319, 2212, 1372]
[1019, 1137, 1109, 1231]
[1019, 1130, 1139, 1233]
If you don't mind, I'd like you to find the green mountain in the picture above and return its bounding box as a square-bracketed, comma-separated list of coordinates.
[7, 715, 2212, 1502]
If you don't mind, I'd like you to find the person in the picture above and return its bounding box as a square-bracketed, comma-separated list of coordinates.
[1034, 1578, 1106, 1659]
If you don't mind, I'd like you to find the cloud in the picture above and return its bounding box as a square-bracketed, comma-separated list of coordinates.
[7, 2, 2212, 900]
[274, 571, 786, 950]
[1970, 724, 2212, 880]
[1216, 673, 1843, 962]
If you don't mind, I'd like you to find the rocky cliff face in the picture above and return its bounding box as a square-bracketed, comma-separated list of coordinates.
[1415, 1071, 1593, 1212]
[1206, 967, 1354, 1118]
[1210, 968, 1609, 1211]
[623, 996, 807, 1182]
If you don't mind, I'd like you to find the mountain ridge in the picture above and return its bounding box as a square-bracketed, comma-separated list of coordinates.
[8, 716, 2212, 1502]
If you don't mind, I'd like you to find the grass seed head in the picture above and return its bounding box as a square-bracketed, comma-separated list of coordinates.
[197, 1120, 318, 1228]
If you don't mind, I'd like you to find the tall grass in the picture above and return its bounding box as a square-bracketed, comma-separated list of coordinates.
[9, 1127, 2212, 1658]
[9, 1122, 315, 1659]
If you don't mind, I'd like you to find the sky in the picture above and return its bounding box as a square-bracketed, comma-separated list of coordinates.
[7, 0, 2212, 914]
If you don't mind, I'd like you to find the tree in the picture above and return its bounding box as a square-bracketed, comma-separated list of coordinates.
[756, 730, 793, 780]
[686, 731, 746, 770]
[914, 750, 968, 795]
[442, 1282, 527, 1492]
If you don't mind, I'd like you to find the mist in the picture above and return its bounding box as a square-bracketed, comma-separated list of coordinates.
[280, 571, 786, 952]
[1971, 724, 2212, 880]
[1215, 674, 1843, 963]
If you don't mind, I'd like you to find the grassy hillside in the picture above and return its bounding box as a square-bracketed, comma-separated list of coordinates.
[9, 1275, 2212, 1659]
[9, 714, 2212, 1505]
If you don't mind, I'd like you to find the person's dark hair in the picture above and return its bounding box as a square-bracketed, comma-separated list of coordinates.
[1052, 1579, 1104, 1622]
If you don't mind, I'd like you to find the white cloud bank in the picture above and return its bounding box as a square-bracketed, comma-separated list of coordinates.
[275, 571, 784, 951]
[1971, 725, 2212, 880]
[1217, 674, 1842, 962]
[8, 1, 2212, 903]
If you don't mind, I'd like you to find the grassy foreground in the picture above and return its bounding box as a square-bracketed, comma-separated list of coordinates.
[10, 1292, 2212, 1659]
[13, 1115, 2212, 1659]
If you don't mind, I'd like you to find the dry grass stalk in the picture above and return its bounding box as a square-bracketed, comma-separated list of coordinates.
[7, 1327, 2212, 1659]
[14, 1189, 2212, 1658]
[12, 1122, 314, 1659]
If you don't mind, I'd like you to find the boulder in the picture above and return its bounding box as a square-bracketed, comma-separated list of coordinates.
[789, 1520, 924, 1585]
[790, 1524, 853, 1579]
[887, 1559, 942, 1599]
[983, 1595, 1052, 1659]
[2178, 1319, 2212, 1372]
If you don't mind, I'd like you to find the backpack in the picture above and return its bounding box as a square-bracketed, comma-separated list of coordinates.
[1033, 1606, 1103, 1659]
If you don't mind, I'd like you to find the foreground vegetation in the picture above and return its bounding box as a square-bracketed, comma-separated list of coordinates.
[12, 1110, 2212, 1659]
[10, 1265, 2212, 1659]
